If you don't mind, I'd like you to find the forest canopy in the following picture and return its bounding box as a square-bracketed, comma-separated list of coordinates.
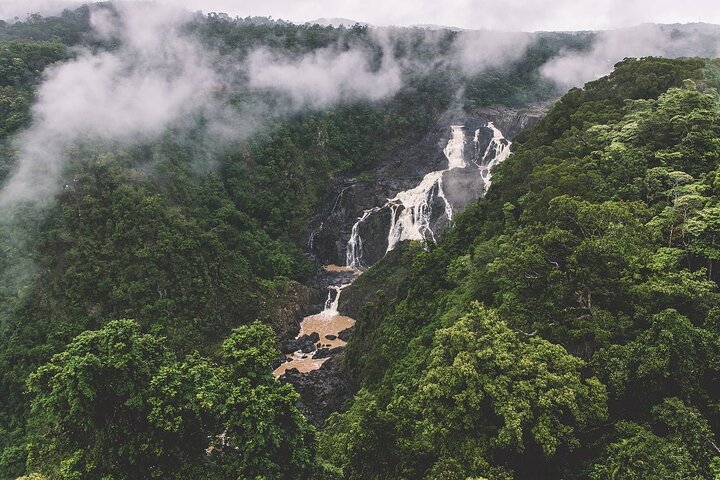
[0, 5, 719, 480]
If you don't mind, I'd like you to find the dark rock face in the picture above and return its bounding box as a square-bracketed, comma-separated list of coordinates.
[258, 280, 322, 344]
[280, 356, 356, 427]
[312, 346, 344, 359]
[305, 107, 545, 270]
[337, 327, 353, 341]
[472, 105, 547, 138]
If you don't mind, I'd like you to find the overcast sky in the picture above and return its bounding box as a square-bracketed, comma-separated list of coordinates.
[0, 0, 719, 31]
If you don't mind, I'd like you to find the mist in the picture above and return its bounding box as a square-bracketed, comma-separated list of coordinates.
[3, 1, 720, 208]
[246, 43, 402, 109]
[541, 24, 720, 88]
[0, 0, 80, 21]
[451, 30, 532, 74]
[0, 2, 230, 205]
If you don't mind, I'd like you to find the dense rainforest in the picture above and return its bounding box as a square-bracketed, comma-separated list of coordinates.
[331, 57, 720, 479]
[0, 4, 718, 480]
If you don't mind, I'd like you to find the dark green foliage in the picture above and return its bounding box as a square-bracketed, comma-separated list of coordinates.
[0, 40, 67, 180]
[0, 8, 91, 45]
[2, 7, 720, 480]
[590, 398, 718, 480]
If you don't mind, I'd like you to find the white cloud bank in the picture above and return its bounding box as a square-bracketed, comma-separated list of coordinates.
[247, 45, 402, 108]
[541, 24, 720, 88]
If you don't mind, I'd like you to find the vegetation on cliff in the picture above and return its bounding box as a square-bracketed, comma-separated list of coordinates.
[327, 57, 720, 479]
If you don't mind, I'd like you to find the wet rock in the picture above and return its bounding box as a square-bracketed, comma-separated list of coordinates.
[300, 333, 320, 353]
[312, 346, 344, 359]
[299, 345, 315, 353]
[306, 107, 547, 267]
[279, 339, 299, 354]
[282, 332, 320, 354]
[272, 356, 286, 369]
[325, 334, 337, 341]
[337, 327, 353, 341]
[280, 357, 356, 427]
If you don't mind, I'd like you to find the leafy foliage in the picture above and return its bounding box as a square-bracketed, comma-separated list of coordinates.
[24, 320, 319, 479]
[1, 8, 720, 480]
[328, 57, 720, 479]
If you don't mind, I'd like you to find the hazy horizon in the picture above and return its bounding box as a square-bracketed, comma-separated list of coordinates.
[0, 0, 719, 32]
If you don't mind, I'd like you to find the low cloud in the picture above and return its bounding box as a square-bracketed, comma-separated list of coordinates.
[541, 23, 720, 88]
[246, 43, 402, 109]
[451, 30, 532, 74]
[0, 2, 229, 205]
[0, 2, 420, 206]
[0, 0, 80, 21]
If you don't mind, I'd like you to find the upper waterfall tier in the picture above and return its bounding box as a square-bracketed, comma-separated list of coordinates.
[344, 122, 511, 269]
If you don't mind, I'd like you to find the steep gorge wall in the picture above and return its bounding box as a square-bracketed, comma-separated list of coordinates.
[307, 107, 545, 269]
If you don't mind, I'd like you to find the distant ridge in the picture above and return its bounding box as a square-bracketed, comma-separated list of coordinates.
[308, 17, 369, 27]
[410, 24, 465, 31]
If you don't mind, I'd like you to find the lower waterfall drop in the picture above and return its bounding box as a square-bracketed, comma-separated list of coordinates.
[274, 266, 359, 377]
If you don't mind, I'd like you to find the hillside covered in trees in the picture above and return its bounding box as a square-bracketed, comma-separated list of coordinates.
[0, 3, 718, 480]
[331, 56, 720, 479]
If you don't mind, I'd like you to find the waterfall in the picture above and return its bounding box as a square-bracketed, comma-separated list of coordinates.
[344, 122, 511, 269]
[323, 285, 346, 314]
[279, 122, 510, 377]
[385, 170, 448, 251]
[477, 122, 512, 191]
[308, 222, 324, 250]
[384, 125, 466, 252]
[346, 207, 380, 269]
[443, 125, 467, 169]
[330, 186, 350, 215]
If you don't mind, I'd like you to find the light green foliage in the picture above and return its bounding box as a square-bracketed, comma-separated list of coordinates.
[321, 305, 607, 479]
[417, 304, 606, 457]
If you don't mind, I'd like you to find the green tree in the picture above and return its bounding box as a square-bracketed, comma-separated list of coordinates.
[25, 320, 319, 479]
[416, 304, 607, 459]
[590, 398, 719, 480]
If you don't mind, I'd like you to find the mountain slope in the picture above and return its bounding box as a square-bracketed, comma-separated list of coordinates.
[327, 56, 720, 479]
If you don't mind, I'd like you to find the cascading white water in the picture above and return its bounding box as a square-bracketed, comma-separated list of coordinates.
[308, 221, 323, 250]
[346, 207, 380, 269]
[323, 284, 346, 313]
[344, 122, 511, 268]
[385, 125, 466, 252]
[444, 125, 468, 169]
[477, 122, 512, 190]
[278, 122, 510, 377]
